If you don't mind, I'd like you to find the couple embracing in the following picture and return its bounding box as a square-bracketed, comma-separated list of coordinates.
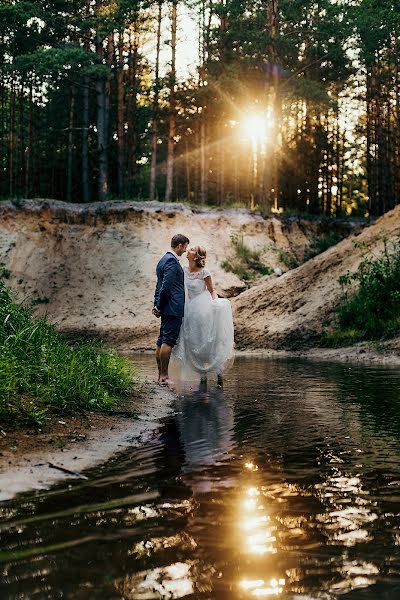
[153, 234, 234, 386]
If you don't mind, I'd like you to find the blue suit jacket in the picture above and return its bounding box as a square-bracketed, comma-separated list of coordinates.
[154, 252, 185, 317]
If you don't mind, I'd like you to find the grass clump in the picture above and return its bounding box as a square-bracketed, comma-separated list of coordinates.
[277, 249, 299, 270]
[303, 232, 343, 262]
[324, 237, 400, 345]
[277, 233, 344, 273]
[221, 233, 273, 281]
[0, 280, 136, 427]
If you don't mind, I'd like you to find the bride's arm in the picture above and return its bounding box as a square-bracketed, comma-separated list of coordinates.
[204, 275, 218, 300]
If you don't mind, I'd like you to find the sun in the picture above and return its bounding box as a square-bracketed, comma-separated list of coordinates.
[241, 111, 272, 147]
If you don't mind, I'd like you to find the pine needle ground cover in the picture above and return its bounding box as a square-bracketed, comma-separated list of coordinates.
[325, 238, 400, 346]
[0, 280, 136, 427]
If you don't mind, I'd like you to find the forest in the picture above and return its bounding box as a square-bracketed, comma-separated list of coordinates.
[0, 0, 399, 216]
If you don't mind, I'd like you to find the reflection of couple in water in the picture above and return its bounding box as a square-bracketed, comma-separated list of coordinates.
[176, 381, 234, 472]
[160, 380, 235, 494]
[153, 234, 234, 387]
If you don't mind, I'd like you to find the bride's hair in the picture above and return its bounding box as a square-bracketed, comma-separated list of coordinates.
[193, 245, 207, 268]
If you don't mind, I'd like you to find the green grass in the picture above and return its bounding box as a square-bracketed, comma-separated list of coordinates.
[323, 237, 400, 345]
[277, 233, 344, 272]
[221, 233, 273, 281]
[303, 231, 343, 262]
[0, 279, 136, 427]
[277, 248, 299, 270]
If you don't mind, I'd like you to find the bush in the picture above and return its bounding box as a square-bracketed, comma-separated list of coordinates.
[277, 233, 343, 273]
[334, 237, 400, 340]
[303, 231, 343, 262]
[0, 280, 136, 427]
[221, 233, 273, 280]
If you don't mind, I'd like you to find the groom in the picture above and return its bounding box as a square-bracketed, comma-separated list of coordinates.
[153, 233, 190, 384]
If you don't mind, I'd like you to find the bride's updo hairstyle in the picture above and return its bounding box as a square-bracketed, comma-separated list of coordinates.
[193, 245, 207, 268]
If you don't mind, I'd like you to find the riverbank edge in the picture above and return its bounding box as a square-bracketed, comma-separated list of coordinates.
[0, 381, 176, 502]
[118, 339, 400, 366]
[235, 341, 400, 365]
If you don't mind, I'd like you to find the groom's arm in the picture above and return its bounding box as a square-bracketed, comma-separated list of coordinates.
[158, 259, 179, 312]
[154, 277, 161, 309]
[153, 285, 161, 317]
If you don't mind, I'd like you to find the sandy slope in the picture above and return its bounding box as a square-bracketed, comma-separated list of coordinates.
[0, 199, 360, 349]
[233, 205, 400, 349]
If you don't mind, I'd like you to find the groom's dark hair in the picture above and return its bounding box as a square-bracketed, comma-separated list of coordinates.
[171, 234, 189, 248]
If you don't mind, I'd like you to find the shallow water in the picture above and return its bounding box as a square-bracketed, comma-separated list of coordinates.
[2, 355, 400, 599]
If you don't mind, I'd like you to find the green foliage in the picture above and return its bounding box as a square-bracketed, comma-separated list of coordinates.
[13, 47, 102, 83]
[0, 263, 11, 279]
[332, 237, 400, 341]
[320, 327, 364, 348]
[304, 232, 343, 262]
[0, 279, 136, 427]
[277, 249, 299, 270]
[221, 232, 273, 280]
[277, 232, 344, 272]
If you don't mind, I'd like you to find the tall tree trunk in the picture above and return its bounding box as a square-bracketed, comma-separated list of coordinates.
[104, 32, 113, 187]
[82, 0, 91, 203]
[266, 0, 280, 211]
[0, 48, 5, 196]
[96, 70, 108, 200]
[219, 0, 227, 62]
[95, 1, 108, 201]
[395, 40, 400, 206]
[218, 134, 225, 204]
[200, 120, 207, 204]
[165, 0, 177, 201]
[82, 76, 90, 202]
[126, 28, 139, 196]
[25, 81, 33, 198]
[8, 84, 15, 197]
[66, 84, 75, 203]
[150, 1, 162, 200]
[184, 135, 191, 199]
[199, 0, 210, 205]
[325, 112, 332, 216]
[19, 81, 25, 197]
[366, 63, 377, 214]
[116, 30, 126, 197]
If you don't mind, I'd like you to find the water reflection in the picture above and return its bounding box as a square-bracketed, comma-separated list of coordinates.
[235, 463, 286, 597]
[2, 356, 400, 598]
[116, 560, 195, 599]
[174, 381, 235, 495]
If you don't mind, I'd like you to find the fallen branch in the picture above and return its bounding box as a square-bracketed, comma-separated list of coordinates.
[48, 462, 88, 480]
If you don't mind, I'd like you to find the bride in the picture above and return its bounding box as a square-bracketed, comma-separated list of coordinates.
[172, 245, 234, 384]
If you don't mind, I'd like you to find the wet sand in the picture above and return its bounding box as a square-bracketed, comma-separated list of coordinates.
[0, 382, 176, 501]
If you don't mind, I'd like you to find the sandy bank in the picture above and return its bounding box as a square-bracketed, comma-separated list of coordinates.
[0, 382, 175, 502]
[233, 204, 400, 350]
[0, 199, 363, 350]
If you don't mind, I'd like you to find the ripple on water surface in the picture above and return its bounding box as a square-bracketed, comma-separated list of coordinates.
[2, 356, 400, 599]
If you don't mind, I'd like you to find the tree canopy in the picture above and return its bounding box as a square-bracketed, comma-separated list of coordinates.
[0, 0, 399, 215]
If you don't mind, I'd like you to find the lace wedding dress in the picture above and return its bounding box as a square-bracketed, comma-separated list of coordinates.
[172, 267, 234, 376]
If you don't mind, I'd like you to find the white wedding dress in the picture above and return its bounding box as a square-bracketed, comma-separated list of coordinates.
[173, 267, 234, 377]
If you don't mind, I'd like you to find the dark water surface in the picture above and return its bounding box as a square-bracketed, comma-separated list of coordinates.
[2, 355, 400, 599]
